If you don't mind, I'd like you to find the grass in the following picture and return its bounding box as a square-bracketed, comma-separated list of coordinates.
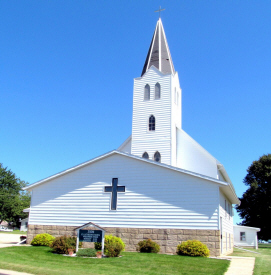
[0, 230, 27, 234]
[230, 244, 271, 275]
[0, 246, 230, 275]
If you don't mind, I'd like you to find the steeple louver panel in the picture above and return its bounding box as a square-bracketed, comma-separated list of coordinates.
[141, 19, 175, 76]
[148, 28, 159, 71]
[160, 26, 175, 74]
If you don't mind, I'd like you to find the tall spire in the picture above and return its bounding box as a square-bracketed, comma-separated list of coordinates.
[141, 18, 175, 76]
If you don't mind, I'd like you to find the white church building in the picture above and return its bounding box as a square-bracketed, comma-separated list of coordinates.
[24, 18, 240, 256]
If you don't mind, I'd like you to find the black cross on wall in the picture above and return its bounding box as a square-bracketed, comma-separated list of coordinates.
[104, 178, 125, 210]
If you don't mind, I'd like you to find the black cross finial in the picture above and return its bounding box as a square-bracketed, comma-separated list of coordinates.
[104, 178, 125, 210]
[155, 6, 165, 18]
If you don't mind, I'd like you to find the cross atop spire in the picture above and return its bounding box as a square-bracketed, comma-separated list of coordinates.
[141, 18, 175, 76]
[154, 6, 165, 18]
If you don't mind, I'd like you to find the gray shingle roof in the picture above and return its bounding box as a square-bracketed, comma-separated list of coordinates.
[141, 18, 175, 76]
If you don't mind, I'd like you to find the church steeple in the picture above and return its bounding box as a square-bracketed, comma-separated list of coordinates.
[132, 18, 182, 167]
[141, 18, 175, 76]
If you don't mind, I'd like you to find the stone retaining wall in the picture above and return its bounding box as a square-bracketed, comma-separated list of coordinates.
[27, 225, 222, 256]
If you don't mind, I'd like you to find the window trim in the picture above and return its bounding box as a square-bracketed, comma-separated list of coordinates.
[154, 151, 161, 163]
[142, 152, 149, 159]
[144, 84, 150, 101]
[149, 115, 155, 131]
[155, 83, 161, 100]
[240, 232, 246, 241]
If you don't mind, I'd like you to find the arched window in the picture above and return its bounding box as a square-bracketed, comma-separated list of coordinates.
[149, 115, 155, 131]
[144, 84, 150, 100]
[154, 151, 161, 162]
[142, 152, 149, 159]
[155, 83, 161, 99]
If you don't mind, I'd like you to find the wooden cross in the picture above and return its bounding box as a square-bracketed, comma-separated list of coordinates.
[155, 6, 165, 18]
[104, 178, 125, 210]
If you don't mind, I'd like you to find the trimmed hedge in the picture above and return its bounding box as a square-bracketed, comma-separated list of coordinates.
[95, 235, 125, 257]
[76, 248, 97, 257]
[31, 233, 55, 247]
[137, 239, 160, 253]
[50, 235, 82, 254]
[176, 240, 210, 257]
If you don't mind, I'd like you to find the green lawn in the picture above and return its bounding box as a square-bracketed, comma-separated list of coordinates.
[0, 230, 27, 234]
[230, 244, 271, 275]
[0, 246, 230, 275]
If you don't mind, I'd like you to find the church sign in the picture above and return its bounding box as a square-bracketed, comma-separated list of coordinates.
[79, 230, 102, 243]
[75, 222, 106, 256]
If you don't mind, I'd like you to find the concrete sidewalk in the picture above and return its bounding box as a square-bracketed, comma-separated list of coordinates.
[223, 256, 255, 275]
[0, 234, 20, 244]
[0, 269, 33, 275]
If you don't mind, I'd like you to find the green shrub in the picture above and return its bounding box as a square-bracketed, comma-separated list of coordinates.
[176, 240, 210, 257]
[94, 241, 101, 250]
[76, 248, 97, 257]
[50, 235, 82, 254]
[136, 239, 160, 253]
[31, 233, 55, 246]
[95, 235, 125, 257]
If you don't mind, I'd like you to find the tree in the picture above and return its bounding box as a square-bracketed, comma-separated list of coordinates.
[236, 154, 271, 240]
[0, 163, 30, 228]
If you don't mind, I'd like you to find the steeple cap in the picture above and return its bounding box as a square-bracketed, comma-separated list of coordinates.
[141, 18, 175, 76]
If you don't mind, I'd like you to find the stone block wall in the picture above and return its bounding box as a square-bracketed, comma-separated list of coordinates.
[27, 225, 223, 256]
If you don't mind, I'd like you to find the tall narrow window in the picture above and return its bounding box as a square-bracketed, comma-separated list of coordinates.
[144, 84, 150, 100]
[142, 152, 149, 159]
[149, 115, 155, 131]
[174, 88, 177, 104]
[155, 83, 161, 99]
[154, 151, 161, 162]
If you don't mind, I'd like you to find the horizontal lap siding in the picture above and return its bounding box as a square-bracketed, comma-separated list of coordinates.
[30, 154, 219, 229]
[233, 227, 257, 247]
[219, 191, 233, 234]
[132, 69, 172, 164]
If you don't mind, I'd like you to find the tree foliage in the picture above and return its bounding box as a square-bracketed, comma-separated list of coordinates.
[0, 163, 30, 227]
[236, 154, 271, 240]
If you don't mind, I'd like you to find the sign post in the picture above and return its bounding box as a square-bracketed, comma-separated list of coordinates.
[75, 222, 106, 257]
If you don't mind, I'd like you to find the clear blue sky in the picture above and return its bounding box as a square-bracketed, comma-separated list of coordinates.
[1, 1, 270, 225]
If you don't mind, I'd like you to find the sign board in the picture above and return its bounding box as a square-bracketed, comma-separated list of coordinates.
[75, 222, 106, 256]
[79, 230, 102, 243]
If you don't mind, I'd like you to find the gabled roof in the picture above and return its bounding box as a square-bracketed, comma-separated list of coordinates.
[141, 18, 175, 76]
[233, 225, 261, 232]
[22, 150, 239, 204]
[74, 221, 106, 232]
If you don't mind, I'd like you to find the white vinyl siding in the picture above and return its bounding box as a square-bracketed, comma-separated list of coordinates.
[219, 191, 233, 234]
[233, 225, 260, 248]
[29, 154, 220, 229]
[132, 68, 172, 165]
[176, 129, 218, 179]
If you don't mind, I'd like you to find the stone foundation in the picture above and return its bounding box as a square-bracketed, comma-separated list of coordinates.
[27, 225, 222, 256]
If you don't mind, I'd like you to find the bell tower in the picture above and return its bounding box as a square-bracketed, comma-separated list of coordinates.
[131, 18, 182, 166]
